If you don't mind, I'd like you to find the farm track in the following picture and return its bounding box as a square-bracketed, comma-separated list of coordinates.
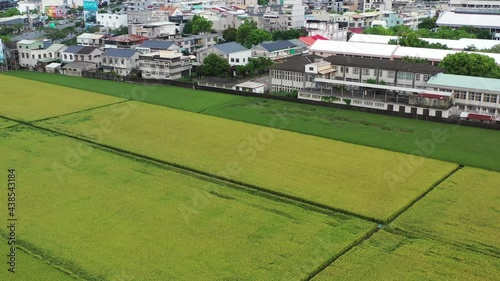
[304, 165, 464, 280]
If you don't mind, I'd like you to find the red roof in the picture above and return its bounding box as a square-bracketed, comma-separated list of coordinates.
[417, 93, 448, 100]
[299, 36, 316, 46]
[348, 28, 364, 34]
[311, 35, 328, 40]
[467, 113, 494, 121]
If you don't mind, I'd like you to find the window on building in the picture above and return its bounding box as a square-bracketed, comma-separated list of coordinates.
[353, 67, 360, 75]
[236, 58, 239, 63]
[423, 74, 430, 81]
[397, 72, 414, 80]
[387, 71, 395, 78]
[309, 67, 314, 71]
[231, 58, 234, 62]
[21, 53, 25, 58]
[415, 74, 421, 81]
[345, 67, 349, 74]
[38, 54, 41, 59]
[362, 68, 370, 76]
[103, 58, 106, 63]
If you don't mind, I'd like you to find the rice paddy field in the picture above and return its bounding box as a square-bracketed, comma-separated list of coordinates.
[0, 74, 498, 280]
[391, 167, 500, 256]
[36, 100, 458, 222]
[0, 126, 375, 280]
[312, 231, 500, 281]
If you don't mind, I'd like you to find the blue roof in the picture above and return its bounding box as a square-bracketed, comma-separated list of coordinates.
[214, 42, 248, 54]
[65, 45, 84, 54]
[139, 40, 175, 50]
[103, 48, 138, 58]
[258, 40, 296, 52]
[43, 41, 52, 49]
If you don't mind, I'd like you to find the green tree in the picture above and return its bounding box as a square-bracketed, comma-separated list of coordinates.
[480, 44, 500, 54]
[192, 15, 213, 34]
[363, 26, 394, 35]
[389, 33, 449, 49]
[246, 29, 272, 48]
[201, 53, 229, 77]
[183, 20, 193, 34]
[222, 27, 237, 42]
[439, 52, 500, 79]
[418, 18, 436, 29]
[236, 20, 257, 45]
[401, 56, 429, 63]
[464, 44, 478, 51]
[258, 0, 269, 4]
[111, 26, 128, 35]
[0, 8, 21, 18]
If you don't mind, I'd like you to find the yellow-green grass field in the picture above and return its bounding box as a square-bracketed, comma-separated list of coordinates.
[0, 238, 76, 281]
[0, 117, 17, 129]
[0, 126, 375, 280]
[37, 101, 458, 222]
[312, 230, 500, 281]
[0, 75, 124, 121]
[391, 167, 500, 255]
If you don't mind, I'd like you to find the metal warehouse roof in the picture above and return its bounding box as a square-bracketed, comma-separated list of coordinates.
[139, 40, 175, 49]
[103, 48, 138, 58]
[214, 42, 248, 54]
[427, 73, 500, 93]
[310, 40, 398, 58]
[258, 40, 297, 52]
[437, 11, 500, 29]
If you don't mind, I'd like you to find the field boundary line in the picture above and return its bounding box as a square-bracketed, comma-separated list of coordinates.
[4, 121, 382, 224]
[305, 165, 464, 280]
[384, 227, 500, 259]
[384, 165, 463, 224]
[302, 224, 379, 281]
[0, 232, 95, 281]
[29, 99, 131, 123]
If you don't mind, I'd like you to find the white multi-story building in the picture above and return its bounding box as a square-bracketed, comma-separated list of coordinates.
[61, 46, 103, 65]
[97, 12, 128, 29]
[138, 50, 193, 80]
[17, 40, 66, 68]
[129, 22, 177, 38]
[282, 0, 306, 29]
[77, 33, 107, 47]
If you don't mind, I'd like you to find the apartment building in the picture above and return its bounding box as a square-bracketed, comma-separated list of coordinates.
[17, 40, 66, 68]
[251, 40, 302, 60]
[102, 48, 140, 76]
[96, 12, 128, 29]
[61, 46, 103, 65]
[135, 40, 180, 54]
[138, 50, 193, 80]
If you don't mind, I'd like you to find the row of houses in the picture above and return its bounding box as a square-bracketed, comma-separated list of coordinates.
[269, 54, 500, 121]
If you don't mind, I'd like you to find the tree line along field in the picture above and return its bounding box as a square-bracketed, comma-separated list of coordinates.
[3, 72, 500, 172]
[0, 75, 498, 280]
[0, 126, 375, 280]
[36, 100, 458, 222]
